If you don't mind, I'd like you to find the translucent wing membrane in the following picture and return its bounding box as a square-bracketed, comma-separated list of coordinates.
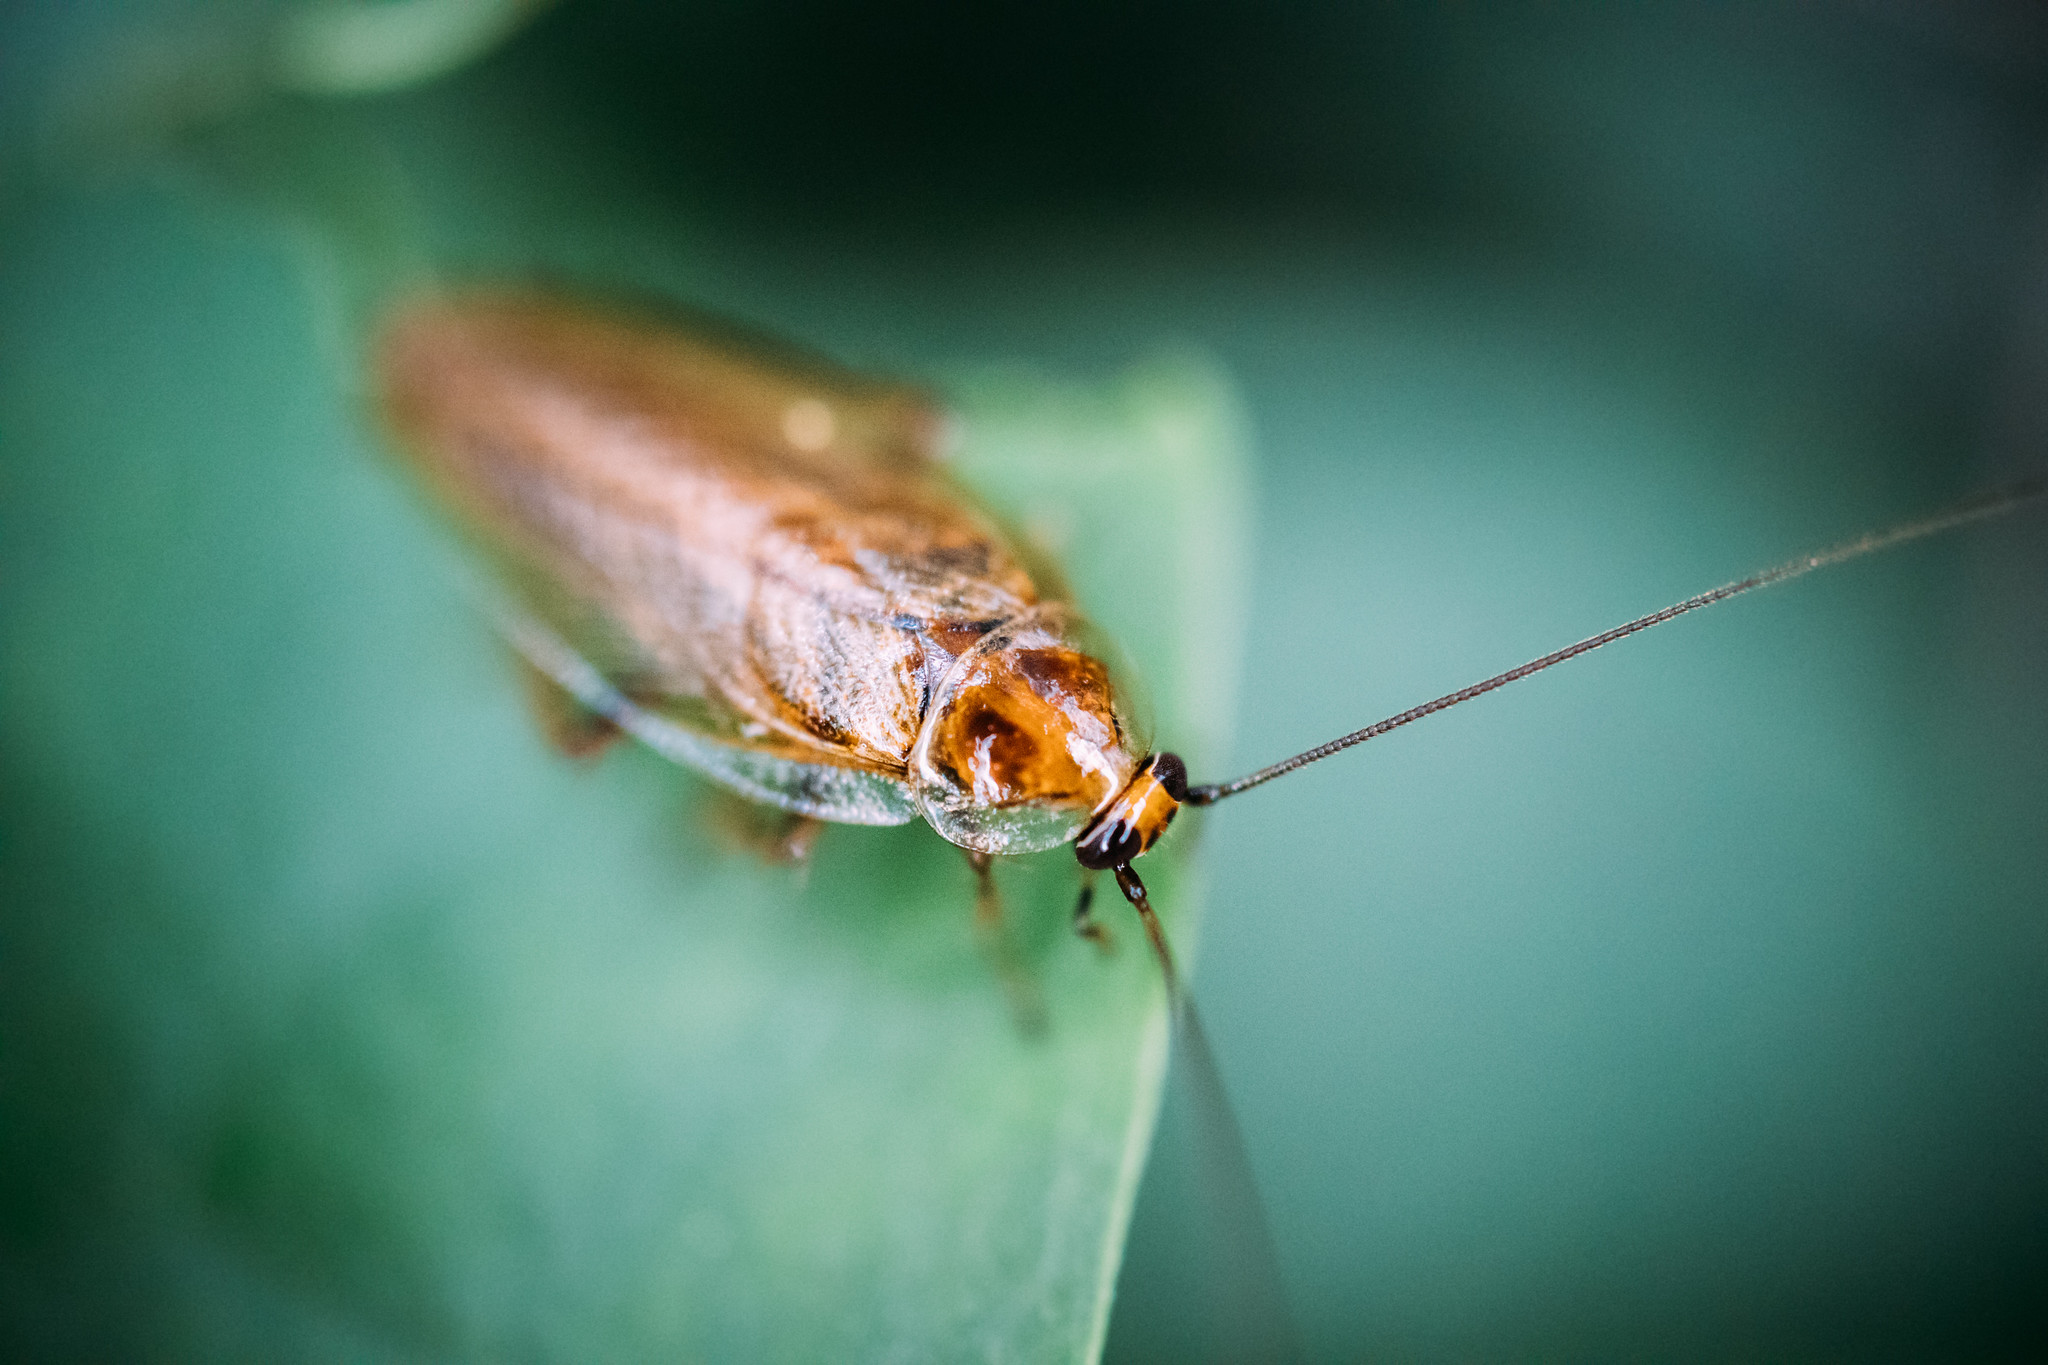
[488, 588, 920, 826]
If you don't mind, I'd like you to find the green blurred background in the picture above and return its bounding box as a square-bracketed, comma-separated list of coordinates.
[6, 2, 2048, 1360]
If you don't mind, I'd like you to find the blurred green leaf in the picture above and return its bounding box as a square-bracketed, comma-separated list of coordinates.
[0, 42, 1251, 1364]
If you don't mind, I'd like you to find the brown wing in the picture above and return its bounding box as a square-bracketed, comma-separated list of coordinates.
[373, 289, 1041, 775]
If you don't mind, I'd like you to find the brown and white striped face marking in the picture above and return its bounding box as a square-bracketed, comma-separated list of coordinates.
[1074, 753, 1187, 872]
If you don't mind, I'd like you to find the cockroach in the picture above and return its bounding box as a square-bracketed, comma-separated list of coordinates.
[373, 286, 2041, 1362]
[373, 287, 2043, 1002]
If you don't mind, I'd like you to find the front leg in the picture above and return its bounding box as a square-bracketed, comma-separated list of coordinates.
[706, 788, 826, 866]
[1071, 873, 1115, 954]
[965, 850, 1046, 1036]
[515, 654, 623, 759]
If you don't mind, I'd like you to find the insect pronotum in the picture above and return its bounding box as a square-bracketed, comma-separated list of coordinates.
[374, 287, 2044, 1004]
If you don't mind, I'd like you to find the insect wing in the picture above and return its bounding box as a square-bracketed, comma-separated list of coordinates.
[486, 586, 919, 825]
[376, 292, 1042, 797]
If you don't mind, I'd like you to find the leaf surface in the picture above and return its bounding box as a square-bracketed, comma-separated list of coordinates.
[0, 40, 1251, 1364]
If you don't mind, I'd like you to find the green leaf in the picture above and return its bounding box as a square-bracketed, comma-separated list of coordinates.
[0, 57, 1251, 1362]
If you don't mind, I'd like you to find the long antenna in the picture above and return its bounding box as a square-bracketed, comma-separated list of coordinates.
[1186, 476, 2044, 807]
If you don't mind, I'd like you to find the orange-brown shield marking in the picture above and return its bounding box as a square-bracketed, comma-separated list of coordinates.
[926, 646, 1124, 811]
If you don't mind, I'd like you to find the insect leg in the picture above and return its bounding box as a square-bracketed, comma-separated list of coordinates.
[774, 815, 826, 866]
[706, 791, 826, 867]
[1072, 873, 1115, 953]
[514, 654, 623, 759]
[965, 850, 1047, 1035]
